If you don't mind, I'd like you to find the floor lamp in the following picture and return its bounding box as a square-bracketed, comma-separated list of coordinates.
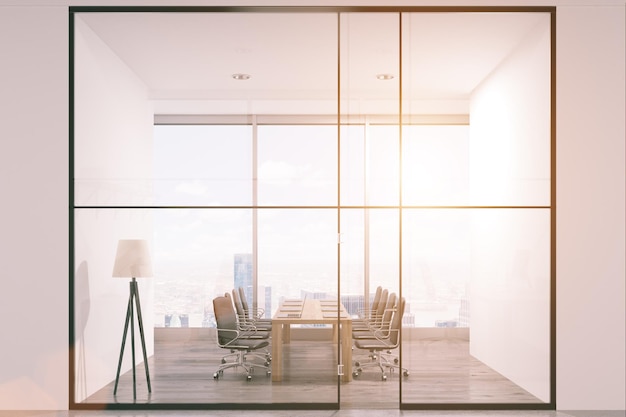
[112, 239, 153, 400]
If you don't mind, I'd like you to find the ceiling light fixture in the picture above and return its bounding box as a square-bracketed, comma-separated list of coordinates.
[376, 73, 394, 81]
[232, 73, 251, 80]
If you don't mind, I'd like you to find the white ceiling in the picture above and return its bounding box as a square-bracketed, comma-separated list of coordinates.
[77, 11, 547, 115]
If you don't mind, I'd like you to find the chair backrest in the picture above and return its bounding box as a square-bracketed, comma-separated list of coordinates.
[213, 295, 237, 344]
[373, 289, 388, 325]
[231, 289, 246, 319]
[369, 286, 383, 313]
[388, 297, 405, 346]
[238, 287, 250, 317]
[380, 292, 397, 335]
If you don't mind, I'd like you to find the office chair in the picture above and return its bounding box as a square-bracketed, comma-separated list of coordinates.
[352, 288, 388, 332]
[238, 287, 272, 330]
[220, 291, 271, 365]
[232, 290, 271, 360]
[353, 286, 382, 327]
[353, 292, 396, 340]
[352, 297, 409, 381]
[352, 292, 397, 364]
[212, 294, 271, 381]
[351, 288, 389, 361]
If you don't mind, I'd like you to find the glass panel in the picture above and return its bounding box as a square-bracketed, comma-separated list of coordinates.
[401, 208, 550, 404]
[341, 124, 401, 206]
[74, 208, 155, 404]
[340, 125, 365, 205]
[402, 12, 551, 207]
[402, 209, 471, 328]
[152, 209, 253, 328]
[340, 208, 399, 405]
[340, 209, 400, 305]
[468, 208, 550, 403]
[257, 125, 337, 206]
[74, 208, 260, 403]
[153, 125, 252, 206]
[402, 125, 470, 206]
[340, 13, 400, 207]
[257, 208, 338, 403]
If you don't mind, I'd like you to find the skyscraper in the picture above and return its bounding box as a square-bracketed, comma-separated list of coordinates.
[234, 253, 253, 307]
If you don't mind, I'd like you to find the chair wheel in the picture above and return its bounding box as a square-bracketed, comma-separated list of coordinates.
[403, 371, 409, 377]
[266, 370, 271, 376]
[265, 361, 270, 366]
[355, 361, 361, 367]
[221, 359, 226, 364]
[382, 374, 387, 381]
[353, 371, 359, 377]
[213, 372, 219, 379]
[394, 358, 399, 364]
[247, 375, 252, 381]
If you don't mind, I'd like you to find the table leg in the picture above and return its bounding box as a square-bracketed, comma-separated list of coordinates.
[283, 323, 291, 343]
[271, 323, 282, 382]
[341, 320, 352, 382]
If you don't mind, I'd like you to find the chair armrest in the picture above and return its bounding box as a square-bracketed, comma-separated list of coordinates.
[371, 327, 398, 346]
[248, 307, 266, 320]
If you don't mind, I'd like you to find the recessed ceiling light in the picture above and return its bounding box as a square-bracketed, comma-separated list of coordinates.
[376, 73, 394, 80]
[232, 73, 251, 80]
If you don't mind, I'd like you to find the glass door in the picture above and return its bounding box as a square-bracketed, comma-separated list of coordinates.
[338, 12, 402, 409]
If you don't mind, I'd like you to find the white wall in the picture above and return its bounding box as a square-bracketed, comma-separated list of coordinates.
[0, 6, 69, 410]
[469, 18, 551, 207]
[0, 0, 623, 412]
[73, 17, 155, 402]
[469, 210, 551, 402]
[468, 18, 551, 402]
[556, 5, 626, 411]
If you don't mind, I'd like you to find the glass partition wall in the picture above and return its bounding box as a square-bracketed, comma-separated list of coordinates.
[71, 7, 553, 409]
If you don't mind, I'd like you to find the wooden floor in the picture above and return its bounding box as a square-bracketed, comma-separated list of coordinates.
[82, 334, 542, 407]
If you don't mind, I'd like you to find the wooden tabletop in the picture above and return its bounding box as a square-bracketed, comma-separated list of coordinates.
[272, 298, 350, 323]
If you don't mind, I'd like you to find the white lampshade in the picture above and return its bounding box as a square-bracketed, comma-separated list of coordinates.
[112, 239, 153, 278]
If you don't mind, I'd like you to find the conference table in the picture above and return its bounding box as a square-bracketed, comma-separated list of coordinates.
[271, 298, 352, 382]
